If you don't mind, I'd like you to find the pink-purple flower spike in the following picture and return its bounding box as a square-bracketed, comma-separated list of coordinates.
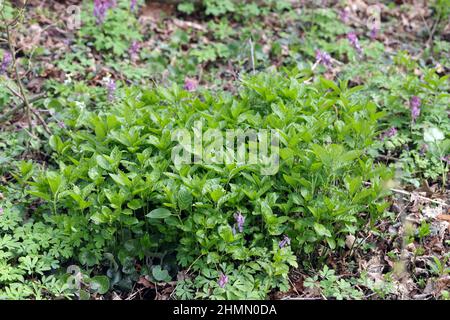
[380, 127, 398, 141]
[184, 77, 198, 92]
[410, 96, 421, 122]
[0, 51, 12, 75]
[234, 212, 245, 233]
[370, 25, 378, 40]
[315, 50, 332, 68]
[130, 0, 137, 11]
[106, 78, 116, 101]
[129, 41, 140, 62]
[279, 235, 291, 248]
[347, 32, 363, 56]
[340, 8, 349, 24]
[218, 273, 228, 288]
[94, 0, 117, 25]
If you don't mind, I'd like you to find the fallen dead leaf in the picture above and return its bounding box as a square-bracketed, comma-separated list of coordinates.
[345, 234, 356, 249]
[436, 214, 450, 222]
[137, 276, 154, 289]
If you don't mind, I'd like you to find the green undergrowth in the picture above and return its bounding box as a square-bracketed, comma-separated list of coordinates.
[10, 71, 393, 299]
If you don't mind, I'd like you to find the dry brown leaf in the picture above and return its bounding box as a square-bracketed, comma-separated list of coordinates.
[137, 276, 154, 289]
[436, 214, 450, 222]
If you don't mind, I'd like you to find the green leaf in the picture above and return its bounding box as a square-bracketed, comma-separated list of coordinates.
[320, 77, 340, 93]
[46, 171, 64, 195]
[27, 190, 52, 201]
[210, 188, 225, 203]
[218, 225, 234, 243]
[90, 276, 110, 294]
[313, 223, 332, 237]
[96, 155, 112, 171]
[127, 198, 143, 210]
[326, 237, 336, 250]
[152, 265, 171, 282]
[109, 171, 131, 187]
[424, 127, 444, 143]
[146, 208, 172, 219]
[178, 186, 193, 210]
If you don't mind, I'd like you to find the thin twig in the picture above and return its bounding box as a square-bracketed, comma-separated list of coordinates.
[390, 187, 448, 207]
[249, 38, 256, 75]
[364, 181, 448, 207]
[1, 3, 33, 135]
[0, 93, 46, 122]
[185, 254, 204, 275]
[31, 108, 51, 135]
[288, 276, 300, 297]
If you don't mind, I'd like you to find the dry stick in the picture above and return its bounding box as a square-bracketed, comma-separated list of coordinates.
[249, 38, 256, 75]
[287, 276, 300, 297]
[0, 83, 49, 134]
[419, 13, 431, 36]
[185, 253, 204, 275]
[389, 187, 448, 207]
[364, 181, 449, 207]
[2, 83, 50, 134]
[31, 108, 51, 135]
[0, 92, 46, 122]
[427, 16, 440, 53]
[2, 7, 33, 135]
[0, 84, 52, 137]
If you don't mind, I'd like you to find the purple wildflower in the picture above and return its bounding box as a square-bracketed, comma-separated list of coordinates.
[380, 127, 397, 141]
[129, 41, 140, 62]
[218, 273, 228, 288]
[184, 77, 198, 92]
[441, 155, 450, 165]
[370, 26, 378, 40]
[347, 32, 362, 55]
[0, 51, 12, 75]
[386, 127, 397, 137]
[130, 0, 138, 11]
[106, 78, 116, 101]
[93, 0, 116, 25]
[279, 235, 291, 248]
[315, 50, 332, 68]
[233, 212, 245, 233]
[0, 207, 3, 216]
[340, 9, 349, 24]
[410, 96, 421, 122]
[57, 121, 66, 129]
[419, 144, 428, 155]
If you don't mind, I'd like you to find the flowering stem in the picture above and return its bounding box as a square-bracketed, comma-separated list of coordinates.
[1, 3, 34, 136]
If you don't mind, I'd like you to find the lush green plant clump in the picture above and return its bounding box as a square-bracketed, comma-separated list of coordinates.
[16, 71, 393, 299]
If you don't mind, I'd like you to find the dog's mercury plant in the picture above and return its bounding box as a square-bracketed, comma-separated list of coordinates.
[24, 71, 393, 299]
